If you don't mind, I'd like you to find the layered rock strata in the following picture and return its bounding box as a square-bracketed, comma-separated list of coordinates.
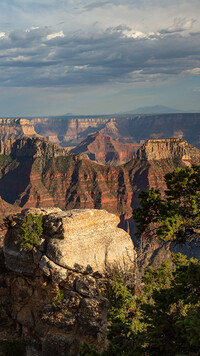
[136, 138, 198, 163]
[1, 208, 135, 355]
[0, 114, 200, 151]
[71, 132, 141, 165]
[31, 113, 200, 149]
[0, 118, 37, 142]
[0, 137, 199, 223]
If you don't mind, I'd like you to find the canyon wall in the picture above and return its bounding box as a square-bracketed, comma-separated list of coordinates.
[31, 113, 200, 149]
[0, 137, 199, 219]
[0, 114, 200, 153]
[0, 118, 37, 142]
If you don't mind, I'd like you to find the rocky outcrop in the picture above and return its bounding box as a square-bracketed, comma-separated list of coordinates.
[71, 132, 141, 165]
[0, 118, 37, 143]
[0, 137, 69, 158]
[1, 208, 136, 355]
[136, 138, 200, 163]
[4, 208, 135, 275]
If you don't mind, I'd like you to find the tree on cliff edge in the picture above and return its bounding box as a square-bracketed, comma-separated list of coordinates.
[133, 164, 200, 243]
[81, 165, 200, 355]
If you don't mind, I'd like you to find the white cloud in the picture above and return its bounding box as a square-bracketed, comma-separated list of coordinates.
[10, 55, 30, 61]
[25, 26, 40, 32]
[0, 32, 6, 39]
[46, 31, 65, 41]
[183, 68, 200, 76]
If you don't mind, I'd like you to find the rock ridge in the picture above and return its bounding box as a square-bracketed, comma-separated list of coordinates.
[136, 138, 200, 163]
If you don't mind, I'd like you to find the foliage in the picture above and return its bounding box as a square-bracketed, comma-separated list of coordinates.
[133, 165, 200, 242]
[80, 254, 200, 355]
[55, 289, 64, 303]
[139, 253, 200, 355]
[79, 343, 100, 356]
[19, 213, 43, 251]
[51, 289, 65, 309]
[103, 268, 136, 356]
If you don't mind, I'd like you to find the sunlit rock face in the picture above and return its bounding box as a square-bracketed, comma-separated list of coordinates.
[136, 138, 200, 163]
[1, 208, 136, 355]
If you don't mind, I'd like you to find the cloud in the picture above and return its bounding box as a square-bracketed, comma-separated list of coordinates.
[0, 24, 198, 91]
[159, 18, 195, 35]
[0, 32, 6, 39]
[0, 0, 199, 94]
[183, 68, 200, 76]
[82, 1, 112, 10]
[46, 31, 65, 41]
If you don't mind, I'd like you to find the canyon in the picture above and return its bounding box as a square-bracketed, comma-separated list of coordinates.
[0, 137, 199, 221]
[0, 114, 200, 166]
[30, 114, 200, 150]
[0, 136, 199, 272]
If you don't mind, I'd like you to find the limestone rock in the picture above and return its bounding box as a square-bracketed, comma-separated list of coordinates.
[136, 138, 200, 163]
[4, 208, 136, 275]
[44, 208, 136, 273]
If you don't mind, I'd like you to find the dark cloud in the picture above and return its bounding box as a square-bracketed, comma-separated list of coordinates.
[0, 26, 199, 88]
[159, 18, 195, 35]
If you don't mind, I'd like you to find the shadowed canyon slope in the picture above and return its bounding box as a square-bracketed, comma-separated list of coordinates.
[0, 137, 199, 224]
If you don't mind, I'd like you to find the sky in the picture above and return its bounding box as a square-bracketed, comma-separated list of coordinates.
[0, 0, 200, 116]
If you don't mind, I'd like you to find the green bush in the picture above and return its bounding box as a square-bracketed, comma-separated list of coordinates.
[133, 165, 200, 242]
[80, 254, 200, 355]
[19, 213, 43, 251]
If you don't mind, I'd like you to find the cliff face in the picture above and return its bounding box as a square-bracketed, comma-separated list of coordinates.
[32, 117, 110, 147]
[0, 114, 200, 152]
[71, 132, 141, 165]
[0, 137, 199, 221]
[1, 208, 135, 355]
[0, 118, 37, 142]
[30, 113, 200, 149]
[136, 138, 199, 162]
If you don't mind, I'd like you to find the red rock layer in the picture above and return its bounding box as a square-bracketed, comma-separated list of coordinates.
[70, 132, 141, 165]
[0, 137, 199, 226]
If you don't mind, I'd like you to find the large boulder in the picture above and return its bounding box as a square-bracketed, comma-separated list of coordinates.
[4, 208, 136, 275]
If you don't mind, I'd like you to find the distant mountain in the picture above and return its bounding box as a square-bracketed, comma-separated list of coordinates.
[121, 105, 182, 114]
